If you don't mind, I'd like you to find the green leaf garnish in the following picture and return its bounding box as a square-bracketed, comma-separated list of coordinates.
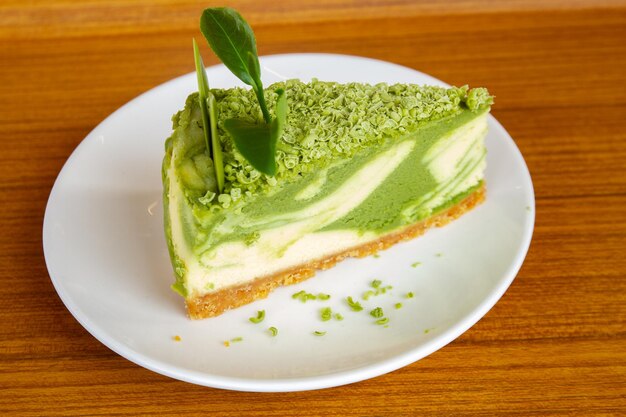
[200, 7, 270, 123]
[193, 39, 210, 151]
[317, 293, 331, 300]
[223, 88, 287, 176]
[375, 317, 389, 325]
[223, 119, 275, 175]
[192, 38, 224, 193]
[249, 310, 265, 324]
[313, 331, 326, 336]
[268, 326, 278, 337]
[395, 303, 403, 309]
[406, 292, 414, 299]
[346, 296, 363, 312]
[334, 313, 344, 321]
[207, 92, 224, 192]
[371, 280, 382, 288]
[200, 8, 287, 176]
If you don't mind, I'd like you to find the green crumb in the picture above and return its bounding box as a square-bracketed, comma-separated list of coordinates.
[424, 328, 433, 334]
[268, 326, 278, 337]
[198, 190, 216, 206]
[180, 80, 491, 209]
[375, 317, 389, 325]
[292, 290, 318, 303]
[346, 296, 364, 311]
[373, 254, 380, 258]
[526, 205, 531, 212]
[411, 262, 421, 268]
[204, 282, 215, 290]
[363, 280, 393, 300]
[317, 293, 331, 300]
[292, 290, 306, 300]
[313, 331, 326, 336]
[395, 303, 403, 309]
[320, 307, 333, 322]
[224, 336, 243, 345]
[249, 310, 265, 324]
[362, 290, 376, 301]
[406, 292, 414, 299]
[370, 307, 384, 318]
[334, 313, 344, 321]
[436, 253, 443, 258]
[244, 231, 260, 246]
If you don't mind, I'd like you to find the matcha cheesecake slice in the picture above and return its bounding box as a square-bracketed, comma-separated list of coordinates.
[163, 79, 492, 319]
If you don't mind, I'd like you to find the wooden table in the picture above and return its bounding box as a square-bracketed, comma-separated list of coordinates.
[1, 1, 625, 415]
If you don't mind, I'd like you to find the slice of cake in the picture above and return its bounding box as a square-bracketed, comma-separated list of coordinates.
[163, 79, 492, 318]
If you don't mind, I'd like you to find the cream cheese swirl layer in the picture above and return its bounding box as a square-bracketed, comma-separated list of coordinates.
[167, 114, 488, 295]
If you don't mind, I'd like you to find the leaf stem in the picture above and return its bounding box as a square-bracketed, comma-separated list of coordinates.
[254, 83, 271, 124]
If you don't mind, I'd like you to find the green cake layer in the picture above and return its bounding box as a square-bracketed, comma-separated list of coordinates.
[162, 79, 492, 308]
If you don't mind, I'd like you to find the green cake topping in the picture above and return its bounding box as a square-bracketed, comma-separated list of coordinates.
[167, 80, 492, 209]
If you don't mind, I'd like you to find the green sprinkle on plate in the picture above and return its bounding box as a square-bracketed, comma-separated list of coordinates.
[346, 296, 364, 311]
[249, 310, 265, 324]
[320, 307, 332, 321]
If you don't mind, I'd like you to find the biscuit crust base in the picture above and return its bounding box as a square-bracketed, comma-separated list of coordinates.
[186, 184, 486, 319]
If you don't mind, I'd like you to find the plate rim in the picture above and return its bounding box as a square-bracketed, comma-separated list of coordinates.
[43, 52, 535, 392]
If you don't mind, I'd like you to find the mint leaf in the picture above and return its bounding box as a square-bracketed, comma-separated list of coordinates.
[200, 7, 287, 177]
[270, 88, 287, 148]
[223, 120, 275, 176]
[192, 38, 224, 193]
[207, 92, 224, 192]
[192, 39, 212, 160]
[224, 89, 287, 176]
[200, 7, 270, 123]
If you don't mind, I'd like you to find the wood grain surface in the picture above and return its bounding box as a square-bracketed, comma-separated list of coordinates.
[1, 1, 625, 415]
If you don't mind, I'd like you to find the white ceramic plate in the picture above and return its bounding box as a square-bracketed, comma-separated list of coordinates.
[43, 53, 534, 392]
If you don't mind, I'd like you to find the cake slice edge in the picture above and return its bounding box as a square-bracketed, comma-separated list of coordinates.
[186, 184, 485, 319]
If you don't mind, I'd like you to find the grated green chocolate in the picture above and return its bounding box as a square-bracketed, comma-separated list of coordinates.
[169, 79, 492, 209]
